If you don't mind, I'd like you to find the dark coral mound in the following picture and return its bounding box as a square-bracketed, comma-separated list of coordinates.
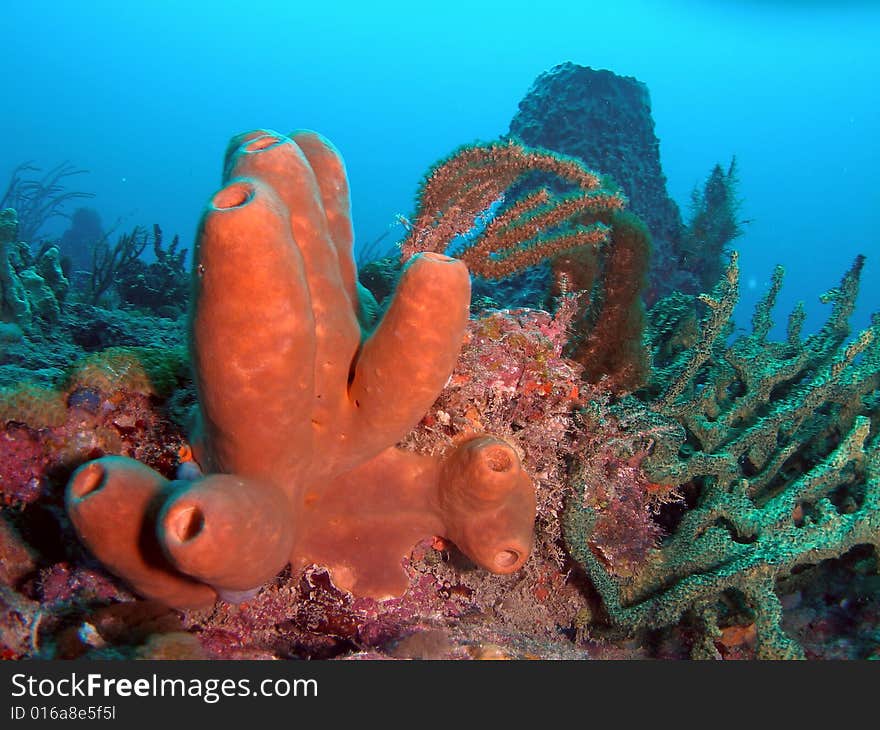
[508, 62, 685, 302]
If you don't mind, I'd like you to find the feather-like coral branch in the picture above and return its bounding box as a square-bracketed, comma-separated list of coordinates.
[401, 140, 626, 279]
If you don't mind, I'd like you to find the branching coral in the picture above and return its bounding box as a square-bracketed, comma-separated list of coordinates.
[564, 253, 880, 658]
[86, 225, 149, 305]
[395, 139, 650, 393]
[400, 139, 626, 279]
[64, 130, 537, 609]
[114, 224, 189, 317]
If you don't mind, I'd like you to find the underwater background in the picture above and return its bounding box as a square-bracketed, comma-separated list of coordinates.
[2, 0, 877, 333]
[1, 0, 879, 661]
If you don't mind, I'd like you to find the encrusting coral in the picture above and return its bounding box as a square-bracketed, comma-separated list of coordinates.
[65, 130, 536, 609]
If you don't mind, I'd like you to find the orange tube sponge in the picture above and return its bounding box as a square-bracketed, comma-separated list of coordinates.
[66, 457, 216, 609]
[437, 436, 536, 574]
[289, 130, 358, 307]
[66, 129, 537, 608]
[159, 474, 294, 594]
[346, 251, 470, 467]
[192, 175, 317, 486]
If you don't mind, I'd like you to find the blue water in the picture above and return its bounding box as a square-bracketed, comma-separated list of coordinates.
[2, 0, 877, 336]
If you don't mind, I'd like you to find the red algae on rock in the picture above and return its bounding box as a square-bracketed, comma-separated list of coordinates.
[0, 348, 191, 509]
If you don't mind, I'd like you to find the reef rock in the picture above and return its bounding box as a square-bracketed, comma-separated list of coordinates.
[508, 62, 685, 301]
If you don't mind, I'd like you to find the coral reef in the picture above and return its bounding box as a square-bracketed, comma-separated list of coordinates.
[0, 301, 185, 391]
[0, 303, 597, 661]
[0, 256, 877, 659]
[0, 114, 877, 661]
[563, 254, 880, 658]
[65, 129, 536, 609]
[1, 208, 70, 327]
[1, 209, 187, 397]
[1, 346, 190, 503]
[113, 224, 188, 317]
[78, 223, 188, 317]
[405, 300, 587, 563]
